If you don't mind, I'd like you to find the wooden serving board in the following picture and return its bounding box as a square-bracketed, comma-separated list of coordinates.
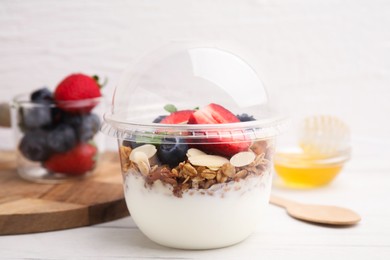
[0, 151, 129, 235]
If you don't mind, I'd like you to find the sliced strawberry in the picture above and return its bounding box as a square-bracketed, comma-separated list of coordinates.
[160, 110, 194, 124]
[193, 131, 251, 157]
[188, 103, 240, 124]
[188, 103, 250, 157]
[44, 143, 98, 175]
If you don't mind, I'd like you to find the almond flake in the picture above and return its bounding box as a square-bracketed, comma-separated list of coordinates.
[186, 148, 207, 158]
[137, 160, 150, 176]
[230, 151, 256, 167]
[132, 151, 151, 177]
[132, 151, 149, 164]
[129, 144, 157, 161]
[188, 154, 229, 168]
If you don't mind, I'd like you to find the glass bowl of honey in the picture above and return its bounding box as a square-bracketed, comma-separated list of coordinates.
[273, 115, 351, 188]
[273, 147, 350, 188]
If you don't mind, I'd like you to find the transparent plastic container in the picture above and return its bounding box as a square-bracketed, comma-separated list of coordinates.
[102, 43, 285, 249]
[11, 94, 105, 183]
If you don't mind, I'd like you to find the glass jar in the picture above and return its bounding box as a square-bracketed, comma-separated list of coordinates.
[11, 94, 105, 183]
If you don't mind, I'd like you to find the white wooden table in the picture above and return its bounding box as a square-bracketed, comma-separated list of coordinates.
[1, 136, 389, 260]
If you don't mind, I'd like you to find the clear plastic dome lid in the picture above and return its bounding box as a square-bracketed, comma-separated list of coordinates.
[102, 43, 286, 141]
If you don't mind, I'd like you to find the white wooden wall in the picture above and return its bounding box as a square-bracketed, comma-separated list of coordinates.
[1, 0, 389, 150]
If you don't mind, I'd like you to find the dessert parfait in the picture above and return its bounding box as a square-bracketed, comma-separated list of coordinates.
[117, 104, 276, 249]
[102, 45, 285, 249]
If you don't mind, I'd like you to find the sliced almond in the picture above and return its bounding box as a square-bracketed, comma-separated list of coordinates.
[188, 154, 229, 168]
[230, 151, 256, 167]
[137, 160, 150, 176]
[186, 148, 207, 158]
[132, 151, 151, 176]
[129, 144, 157, 161]
[132, 151, 150, 168]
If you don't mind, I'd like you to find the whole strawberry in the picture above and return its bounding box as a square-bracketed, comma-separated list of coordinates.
[44, 143, 98, 175]
[54, 73, 101, 113]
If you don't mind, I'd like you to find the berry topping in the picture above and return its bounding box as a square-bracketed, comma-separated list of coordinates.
[122, 140, 146, 149]
[153, 115, 167, 123]
[236, 113, 255, 122]
[47, 124, 77, 153]
[160, 110, 194, 124]
[188, 103, 240, 124]
[157, 137, 188, 168]
[54, 73, 101, 113]
[122, 140, 132, 147]
[199, 137, 251, 158]
[18, 130, 50, 162]
[188, 103, 250, 157]
[44, 143, 98, 175]
[30, 88, 54, 104]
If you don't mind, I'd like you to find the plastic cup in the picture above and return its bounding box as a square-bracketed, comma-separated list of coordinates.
[102, 43, 285, 249]
[104, 123, 281, 249]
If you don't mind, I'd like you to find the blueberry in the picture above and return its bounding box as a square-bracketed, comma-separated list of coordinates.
[157, 137, 188, 168]
[122, 140, 144, 148]
[50, 107, 64, 125]
[63, 113, 82, 128]
[47, 124, 77, 152]
[63, 113, 100, 142]
[153, 115, 167, 123]
[19, 106, 53, 130]
[31, 88, 53, 104]
[237, 113, 256, 122]
[18, 130, 50, 162]
[78, 113, 100, 142]
[122, 140, 132, 147]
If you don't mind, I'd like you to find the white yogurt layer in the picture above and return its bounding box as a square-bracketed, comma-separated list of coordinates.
[124, 171, 272, 249]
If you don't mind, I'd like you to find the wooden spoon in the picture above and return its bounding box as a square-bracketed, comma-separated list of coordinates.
[269, 195, 361, 226]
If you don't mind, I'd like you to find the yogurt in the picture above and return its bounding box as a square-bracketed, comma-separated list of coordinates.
[124, 169, 272, 249]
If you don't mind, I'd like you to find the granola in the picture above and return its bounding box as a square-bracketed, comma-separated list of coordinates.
[120, 140, 272, 198]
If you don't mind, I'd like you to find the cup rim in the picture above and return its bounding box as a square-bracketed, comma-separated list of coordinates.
[101, 112, 288, 143]
[104, 111, 287, 129]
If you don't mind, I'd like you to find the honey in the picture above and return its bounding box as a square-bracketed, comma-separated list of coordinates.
[273, 151, 347, 188]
